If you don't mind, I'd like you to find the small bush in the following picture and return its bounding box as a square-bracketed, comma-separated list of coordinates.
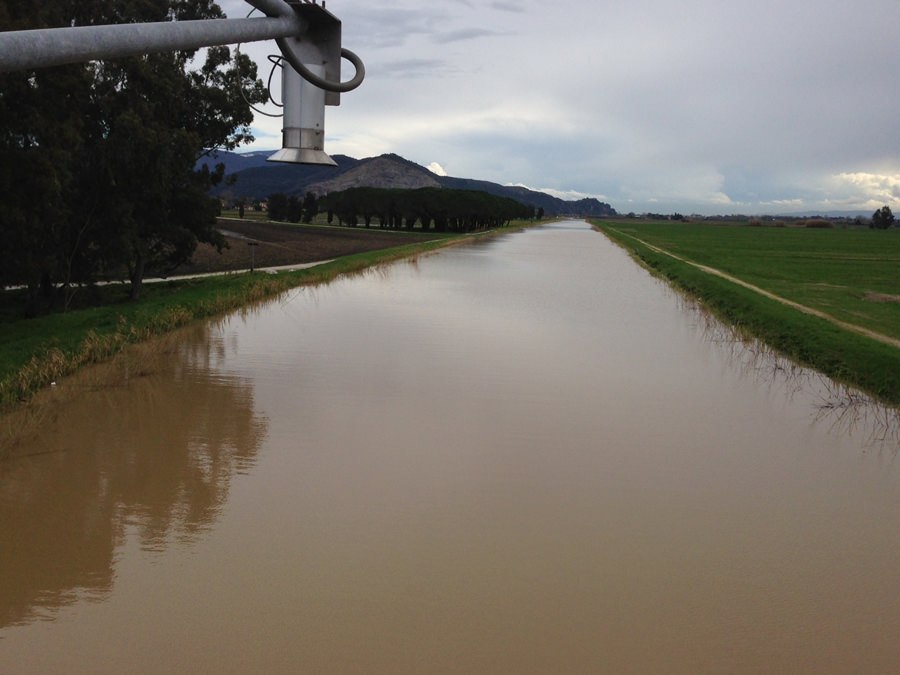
[804, 219, 834, 229]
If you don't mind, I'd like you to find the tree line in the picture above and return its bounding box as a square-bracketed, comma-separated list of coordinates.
[266, 193, 320, 224]
[266, 187, 535, 232]
[0, 0, 265, 316]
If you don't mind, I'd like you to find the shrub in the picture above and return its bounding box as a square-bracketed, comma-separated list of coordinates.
[805, 219, 834, 229]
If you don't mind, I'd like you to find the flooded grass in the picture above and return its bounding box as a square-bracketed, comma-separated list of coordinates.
[594, 220, 900, 406]
[0, 326, 194, 458]
[678, 293, 900, 449]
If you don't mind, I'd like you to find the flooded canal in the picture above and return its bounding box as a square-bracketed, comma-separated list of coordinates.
[2, 220, 900, 673]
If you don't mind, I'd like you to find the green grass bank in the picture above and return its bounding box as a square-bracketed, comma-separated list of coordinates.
[0, 223, 533, 412]
[593, 220, 900, 405]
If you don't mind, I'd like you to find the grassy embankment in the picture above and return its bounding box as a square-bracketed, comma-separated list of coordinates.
[0, 220, 536, 412]
[593, 220, 900, 405]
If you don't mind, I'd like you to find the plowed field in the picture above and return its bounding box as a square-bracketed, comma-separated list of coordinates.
[179, 218, 439, 274]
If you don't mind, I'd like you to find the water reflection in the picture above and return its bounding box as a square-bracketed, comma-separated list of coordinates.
[0, 323, 266, 628]
[3, 222, 900, 673]
[677, 292, 900, 451]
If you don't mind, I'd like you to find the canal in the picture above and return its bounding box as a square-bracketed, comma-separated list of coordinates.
[2, 220, 899, 672]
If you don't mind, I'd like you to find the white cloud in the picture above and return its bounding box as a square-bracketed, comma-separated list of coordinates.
[326, 132, 393, 160]
[831, 172, 900, 210]
[427, 162, 448, 176]
[506, 184, 608, 202]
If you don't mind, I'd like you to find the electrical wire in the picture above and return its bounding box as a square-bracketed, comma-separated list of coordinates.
[234, 2, 366, 116]
[234, 6, 283, 118]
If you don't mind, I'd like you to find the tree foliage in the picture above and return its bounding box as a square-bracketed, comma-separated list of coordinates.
[311, 187, 532, 232]
[302, 192, 319, 224]
[871, 205, 895, 230]
[0, 0, 266, 311]
[266, 192, 320, 224]
[267, 193, 289, 222]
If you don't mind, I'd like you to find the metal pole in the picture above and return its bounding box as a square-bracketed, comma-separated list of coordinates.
[248, 242, 259, 272]
[0, 15, 305, 72]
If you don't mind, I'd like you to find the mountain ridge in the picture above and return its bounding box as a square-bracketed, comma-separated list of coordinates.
[205, 151, 616, 216]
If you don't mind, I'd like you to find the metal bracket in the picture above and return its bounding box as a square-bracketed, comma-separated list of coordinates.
[285, 2, 342, 106]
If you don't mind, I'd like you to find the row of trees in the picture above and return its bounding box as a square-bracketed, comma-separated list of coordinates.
[0, 0, 266, 315]
[267, 192, 319, 224]
[277, 187, 535, 232]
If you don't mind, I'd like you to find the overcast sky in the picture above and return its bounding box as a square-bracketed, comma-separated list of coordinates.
[219, 0, 900, 215]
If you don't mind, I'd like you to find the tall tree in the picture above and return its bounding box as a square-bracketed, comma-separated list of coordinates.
[267, 193, 289, 222]
[0, 0, 267, 306]
[872, 205, 895, 230]
[0, 1, 98, 315]
[302, 192, 319, 223]
[83, 0, 267, 299]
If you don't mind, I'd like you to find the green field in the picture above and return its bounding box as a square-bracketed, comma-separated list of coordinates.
[593, 220, 900, 404]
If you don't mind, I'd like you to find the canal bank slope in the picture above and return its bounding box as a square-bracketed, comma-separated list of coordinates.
[594, 221, 900, 406]
[0, 220, 539, 421]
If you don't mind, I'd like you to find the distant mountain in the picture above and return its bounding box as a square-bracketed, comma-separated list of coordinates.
[202, 152, 359, 196]
[207, 150, 616, 216]
[436, 175, 615, 218]
[310, 154, 442, 193]
[200, 150, 271, 173]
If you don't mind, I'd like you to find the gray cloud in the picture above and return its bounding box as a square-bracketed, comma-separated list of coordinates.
[376, 58, 458, 79]
[433, 28, 505, 44]
[222, 0, 900, 214]
[490, 2, 525, 13]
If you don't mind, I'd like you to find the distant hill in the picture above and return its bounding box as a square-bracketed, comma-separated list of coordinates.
[436, 175, 615, 218]
[311, 154, 442, 193]
[201, 150, 271, 173]
[206, 151, 616, 217]
[202, 152, 359, 197]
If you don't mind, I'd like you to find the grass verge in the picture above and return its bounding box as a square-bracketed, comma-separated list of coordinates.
[594, 221, 900, 405]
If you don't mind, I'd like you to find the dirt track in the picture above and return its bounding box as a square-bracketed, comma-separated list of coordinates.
[624, 230, 900, 351]
[176, 218, 438, 275]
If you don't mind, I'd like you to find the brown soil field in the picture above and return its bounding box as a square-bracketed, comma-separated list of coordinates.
[175, 218, 441, 275]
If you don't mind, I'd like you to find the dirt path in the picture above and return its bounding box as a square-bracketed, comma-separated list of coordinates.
[621, 231, 900, 350]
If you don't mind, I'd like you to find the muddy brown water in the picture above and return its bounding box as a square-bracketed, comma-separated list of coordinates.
[2, 221, 900, 673]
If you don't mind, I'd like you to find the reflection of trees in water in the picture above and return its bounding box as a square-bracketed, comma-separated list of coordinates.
[0, 323, 267, 628]
[674, 293, 900, 452]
